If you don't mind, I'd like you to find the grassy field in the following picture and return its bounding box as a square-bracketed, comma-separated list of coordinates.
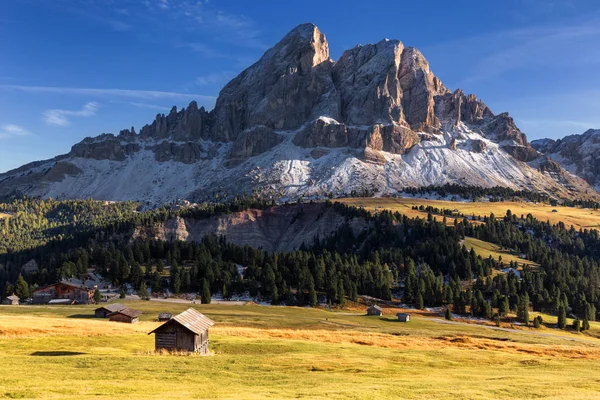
[2, 302, 600, 399]
[337, 197, 600, 230]
[463, 237, 540, 269]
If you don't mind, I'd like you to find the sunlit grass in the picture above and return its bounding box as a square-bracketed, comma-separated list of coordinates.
[337, 197, 600, 230]
[1, 302, 600, 399]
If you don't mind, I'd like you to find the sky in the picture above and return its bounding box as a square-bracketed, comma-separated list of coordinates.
[1, 0, 600, 173]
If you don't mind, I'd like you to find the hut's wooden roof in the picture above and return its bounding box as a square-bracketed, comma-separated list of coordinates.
[96, 303, 126, 313]
[149, 308, 214, 336]
[7, 294, 19, 301]
[158, 313, 173, 319]
[110, 308, 142, 318]
[368, 305, 383, 311]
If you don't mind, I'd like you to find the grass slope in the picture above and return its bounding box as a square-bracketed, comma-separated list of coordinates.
[337, 198, 600, 230]
[463, 237, 540, 269]
[1, 302, 600, 399]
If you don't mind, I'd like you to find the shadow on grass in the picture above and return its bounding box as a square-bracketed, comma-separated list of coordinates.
[67, 314, 96, 319]
[31, 351, 87, 356]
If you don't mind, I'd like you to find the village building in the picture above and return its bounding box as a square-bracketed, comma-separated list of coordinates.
[32, 281, 95, 304]
[149, 308, 214, 354]
[158, 313, 173, 321]
[95, 303, 126, 318]
[366, 305, 383, 316]
[2, 294, 19, 305]
[396, 313, 410, 322]
[109, 308, 141, 323]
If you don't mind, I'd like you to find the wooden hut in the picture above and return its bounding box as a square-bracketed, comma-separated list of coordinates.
[2, 294, 19, 305]
[366, 305, 383, 316]
[95, 303, 126, 318]
[396, 313, 410, 322]
[108, 308, 141, 323]
[158, 313, 173, 322]
[148, 308, 214, 354]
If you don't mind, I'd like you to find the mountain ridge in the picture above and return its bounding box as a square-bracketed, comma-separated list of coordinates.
[0, 23, 597, 205]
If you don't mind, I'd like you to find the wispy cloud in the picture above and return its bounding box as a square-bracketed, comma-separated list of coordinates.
[43, 102, 99, 127]
[425, 15, 600, 88]
[0, 125, 30, 139]
[1, 84, 216, 101]
[194, 72, 232, 86]
[109, 100, 171, 111]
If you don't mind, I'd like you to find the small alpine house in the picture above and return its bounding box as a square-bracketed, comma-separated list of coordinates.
[149, 308, 215, 354]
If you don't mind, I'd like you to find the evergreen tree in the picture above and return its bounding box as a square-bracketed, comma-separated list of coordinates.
[119, 287, 126, 299]
[138, 282, 149, 300]
[93, 288, 101, 303]
[445, 306, 452, 321]
[573, 318, 581, 332]
[308, 277, 318, 307]
[201, 279, 211, 304]
[557, 304, 567, 329]
[14, 274, 29, 299]
[416, 293, 424, 310]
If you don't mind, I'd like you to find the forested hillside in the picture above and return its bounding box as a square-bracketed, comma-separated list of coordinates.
[1, 197, 599, 329]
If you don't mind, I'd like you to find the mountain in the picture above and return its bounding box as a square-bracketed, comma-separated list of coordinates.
[0, 23, 596, 205]
[532, 129, 600, 192]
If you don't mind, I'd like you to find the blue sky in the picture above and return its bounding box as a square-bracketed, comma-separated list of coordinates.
[1, 0, 600, 172]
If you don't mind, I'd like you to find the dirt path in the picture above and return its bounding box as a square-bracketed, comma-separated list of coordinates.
[431, 318, 600, 345]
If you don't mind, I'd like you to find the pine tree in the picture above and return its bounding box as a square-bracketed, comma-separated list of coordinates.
[573, 318, 581, 332]
[308, 277, 317, 307]
[445, 306, 452, 321]
[201, 279, 211, 304]
[14, 274, 29, 299]
[582, 318, 590, 331]
[557, 304, 567, 329]
[93, 288, 101, 304]
[416, 293, 424, 310]
[119, 287, 126, 299]
[139, 282, 149, 300]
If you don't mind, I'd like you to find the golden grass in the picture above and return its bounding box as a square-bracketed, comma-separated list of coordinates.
[2, 304, 600, 399]
[463, 236, 539, 269]
[337, 197, 600, 230]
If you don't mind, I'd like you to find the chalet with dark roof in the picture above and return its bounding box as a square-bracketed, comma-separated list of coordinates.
[149, 308, 214, 354]
[109, 307, 141, 323]
[95, 303, 126, 318]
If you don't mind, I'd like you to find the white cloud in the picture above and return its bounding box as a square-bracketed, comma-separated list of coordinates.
[158, 0, 169, 10]
[194, 72, 231, 86]
[43, 102, 99, 127]
[0, 125, 30, 139]
[1, 85, 216, 102]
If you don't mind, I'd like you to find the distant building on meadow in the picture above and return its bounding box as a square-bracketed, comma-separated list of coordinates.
[396, 313, 410, 322]
[108, 308, 141, 323]
[158, 313, 173, 321]
[95, 303, 126, 318]
[366, 305, 383, 316]
[149, 308, 214, 354]
[2, 294, 19, 305]
[32, 281, 95, 304]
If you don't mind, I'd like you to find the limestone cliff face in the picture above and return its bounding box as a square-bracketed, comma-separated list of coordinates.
[532, 129, 600, 190]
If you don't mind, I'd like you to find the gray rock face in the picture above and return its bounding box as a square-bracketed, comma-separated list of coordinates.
[44, 162, 83, 182]
[151, 142, 205, 164]
[293, 118, 352, 148]
[532, 129, 600, 189]
[365, 124, 420, 154]
[211, 23, 338, 141]
[471, 139, 487, 153]
[228, 126, 284, 164]
[71, 134, 139, 161]
[139, 102, 211, 141]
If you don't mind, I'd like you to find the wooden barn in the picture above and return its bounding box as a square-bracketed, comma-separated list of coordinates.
[149, 308, 214, 354]
[396, 313, 410, 322]
[366, 305, 383, 316]
[2, 294, 19, 305]
[158, 313, 173, 321]
[95, 303, 126, 318]
[108, 308, 141, 323]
